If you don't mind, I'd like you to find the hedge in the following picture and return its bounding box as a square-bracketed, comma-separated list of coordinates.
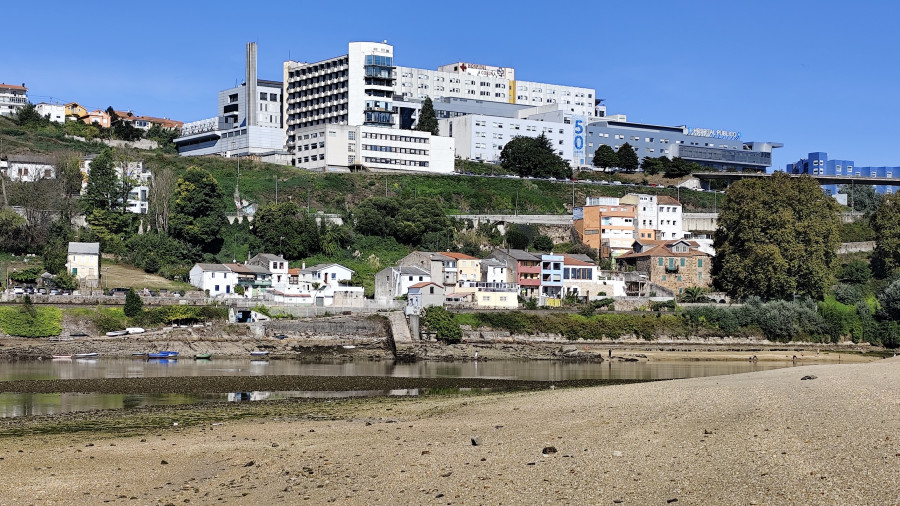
[0, 306, 62, 337]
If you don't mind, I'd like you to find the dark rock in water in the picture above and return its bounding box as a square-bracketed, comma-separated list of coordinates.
[542, 446, 558, 455]
[471, 436, 482, 446]
[559, 345, 578, 354]
[801, 375, 818, 381]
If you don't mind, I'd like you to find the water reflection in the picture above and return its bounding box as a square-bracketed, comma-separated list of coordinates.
[0, 357, 796, 383]
[0, 357, 806, 418]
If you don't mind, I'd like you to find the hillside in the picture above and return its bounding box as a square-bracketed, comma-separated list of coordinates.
[2, 114, 719, 215]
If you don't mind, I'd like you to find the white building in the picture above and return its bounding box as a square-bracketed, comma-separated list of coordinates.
[394, 61, 597, 119]
[292, 123, 453, 173]
[621, 194, 684, 240]
[440, 111, 574, 164]
[189, 264, 237, 297]
[0, 83, 27, 117]
[374, 265, 432, 302]
[0, 154, 55, 182]
[35, 103, 65, 123]
[283, 41, 596, 172]
[176, 43, 287, 159]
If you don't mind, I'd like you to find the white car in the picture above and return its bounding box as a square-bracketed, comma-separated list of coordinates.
[13, 286, 24, 295]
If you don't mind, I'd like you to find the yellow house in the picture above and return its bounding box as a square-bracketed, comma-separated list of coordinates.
[443, 252, 481, 292]
[475, 290, 518, 308]
[64, 102, 87, 120]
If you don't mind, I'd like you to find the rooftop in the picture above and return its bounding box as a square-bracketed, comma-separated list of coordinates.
[68, 242, 100, 255]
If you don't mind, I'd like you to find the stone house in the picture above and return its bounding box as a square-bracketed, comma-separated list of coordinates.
[616, 239, 712, 295]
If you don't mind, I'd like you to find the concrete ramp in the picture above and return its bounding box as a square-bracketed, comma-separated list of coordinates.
[385, 312, 412, 344]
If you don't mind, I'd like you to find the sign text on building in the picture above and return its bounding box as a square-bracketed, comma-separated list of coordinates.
[686, 127, 741, 141]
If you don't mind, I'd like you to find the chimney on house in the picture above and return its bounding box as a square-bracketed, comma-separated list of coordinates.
[302, 262, 306, 270]
[245, 42, 258, 128]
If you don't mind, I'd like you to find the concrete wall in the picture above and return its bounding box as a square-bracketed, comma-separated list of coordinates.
[837, 241, 875, 254]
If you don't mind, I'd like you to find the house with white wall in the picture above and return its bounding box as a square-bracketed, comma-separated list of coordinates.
[66, 242, 100, 288]
[189, 263, 237, 297]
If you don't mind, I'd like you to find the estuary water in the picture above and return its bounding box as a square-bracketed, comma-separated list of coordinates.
[0, 357, 801, 418]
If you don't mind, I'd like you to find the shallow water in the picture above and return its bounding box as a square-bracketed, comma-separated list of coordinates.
[0, 358, 804, 418]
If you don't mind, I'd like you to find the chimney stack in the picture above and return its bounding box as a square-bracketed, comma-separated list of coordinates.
[246, 42, 258, 128]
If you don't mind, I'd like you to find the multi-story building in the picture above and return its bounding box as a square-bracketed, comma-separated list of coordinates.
[374, 266, 432, 303]
[540, 253, 564, 299]
[488, 249, 541, 297]
[585, 118, 781, 172]
[0, 83, 28, 117]
[620, 194, 684, 240]
[176, 43, 286, 159]
[441, 111, 574, 164]
[64, 102, 88, 121]
[785, 151, 899, 195]
[66, 242, 100, 288]
[35, 103, 65, 123]
[393, 95, 531, 129]
[393, 61, 597, 119]
[443, 253, 480, 285]
[573, 197, 636, 257]
[290, 122, 453, 173]
[617, 239, 712, 296]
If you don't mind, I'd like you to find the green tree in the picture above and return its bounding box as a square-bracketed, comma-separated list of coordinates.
[414, 97, 439, 136]
[353, 197, 401, 237]
[83, 148, 132, 213]
[879, 278, 900, 322]
[870, 193, 900, 279]
[251, 201, 320, 259]
[499, 134, 571, 179]
[422, 306, 462, 342]
[592, 144, 618, 172]
[532, 235, 554, 252]
[53, 271, 78, 291]
[839, 259, 871, 285]
[14, 103, 44, 127]
[505, 227, 530, 250]
[640, 156, 668, 176]
[616, 143, 639, 172]
[712, 172, 841, 300]
[124, 288, 143, 318]
[839, 184, 881, 214]
[663, 157, 701, 179]
[169, 167, 226, 253]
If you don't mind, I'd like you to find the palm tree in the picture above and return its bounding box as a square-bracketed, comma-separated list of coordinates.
[679, 286, 709, 303]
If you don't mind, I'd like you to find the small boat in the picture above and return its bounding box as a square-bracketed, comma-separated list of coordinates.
[73, 352, 99, 358]
[148, 352, 177, 359]
[106, 330, 127, 337]
[250, 351, 270, 357]
[70, 332, 89, 338]
[51, 354, 72, 359]
[342, 345, 356, 350]
[131, 352, 148, 357]
[160, 350, 179, 357]
[126, 327, 145, 334]
[194, 353, 212, 360]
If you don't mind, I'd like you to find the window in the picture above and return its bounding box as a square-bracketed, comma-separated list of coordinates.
[260, 92, 268, 101]
[698, 259, 703, 267]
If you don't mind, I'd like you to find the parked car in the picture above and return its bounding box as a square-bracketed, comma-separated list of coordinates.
[13, 286, 24, 295]
[49, 289, 60, 295]
[37, 288, 47, 295]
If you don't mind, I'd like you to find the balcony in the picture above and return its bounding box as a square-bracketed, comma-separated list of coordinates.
[664, 265, 679, 274]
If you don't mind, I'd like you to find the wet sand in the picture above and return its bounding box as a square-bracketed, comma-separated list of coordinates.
[1, 357, 898, 504]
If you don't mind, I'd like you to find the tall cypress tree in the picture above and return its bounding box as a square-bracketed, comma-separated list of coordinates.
[415, 97, 439, 136]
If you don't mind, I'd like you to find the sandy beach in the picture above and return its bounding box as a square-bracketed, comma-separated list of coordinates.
[1, 356, 898, 504]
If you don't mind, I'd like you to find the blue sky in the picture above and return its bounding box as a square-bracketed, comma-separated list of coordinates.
[5, 0, 900, 170]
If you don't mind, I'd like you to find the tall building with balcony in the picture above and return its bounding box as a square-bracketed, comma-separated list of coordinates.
[0, 83, 28, 117]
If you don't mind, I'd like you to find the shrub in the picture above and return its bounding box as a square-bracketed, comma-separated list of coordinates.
[0, 305, 62, 337]
[832, 284, 863, 306]
[422, 306, 462, 342]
